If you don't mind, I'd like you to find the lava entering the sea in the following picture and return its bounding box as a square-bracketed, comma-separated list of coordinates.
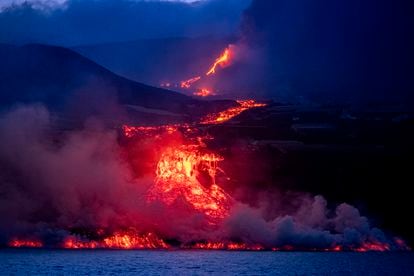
[63, 232, 169, 249]
[8, 238, 43, 248]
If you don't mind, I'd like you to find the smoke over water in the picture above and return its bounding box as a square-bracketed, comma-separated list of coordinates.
[0, 104, 409, 251]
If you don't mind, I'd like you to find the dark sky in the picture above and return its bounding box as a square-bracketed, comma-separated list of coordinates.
[0, 0, 251, 46]
[239, 0, 414, 104]
[1, 0, 413, 104]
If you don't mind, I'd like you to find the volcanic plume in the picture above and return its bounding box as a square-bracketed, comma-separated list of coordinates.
[0, 104, 409, 251]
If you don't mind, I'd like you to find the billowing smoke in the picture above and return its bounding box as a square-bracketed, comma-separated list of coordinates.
[223, 196, 389, 250]
[0, 104, 407, 250]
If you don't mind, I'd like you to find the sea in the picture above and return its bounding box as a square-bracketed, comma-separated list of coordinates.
[1, 250, 413, 275]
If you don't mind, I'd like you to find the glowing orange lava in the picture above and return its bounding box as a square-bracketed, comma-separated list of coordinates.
[200, 100, 267, 125]
[193, 88, 215, 97]
[206, 46, 233, 76]
[8, 238, 43, 248]
[185, 242, 264, 251]
[115, 100, 407, 252]
[181, 76, 201, 89]
[122, 124, 184, 138]
[354, 241, 391, 252]
[63, 232, 169, 249]
[123, 100, 267, 222]
[146, 144, 232, 221]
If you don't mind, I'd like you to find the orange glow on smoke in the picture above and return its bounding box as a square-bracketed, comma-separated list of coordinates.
[63, 232, 169, 249]
[354, 241, 391, 252]
[8, 238, 43, 248]
[180, 76, 201, 89]
[187, 242, 264, 251]
[193, 88, 215, 97]
[200, 100, 267, 125]
[147, 144, 232, 221]
[206, 46, 233, 76]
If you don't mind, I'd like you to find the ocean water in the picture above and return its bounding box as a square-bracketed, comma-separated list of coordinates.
[1, 250, 413, 275]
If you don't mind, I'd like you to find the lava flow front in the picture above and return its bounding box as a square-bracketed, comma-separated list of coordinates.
[147, 144, 232, 221]
[63, 232, 169, 249]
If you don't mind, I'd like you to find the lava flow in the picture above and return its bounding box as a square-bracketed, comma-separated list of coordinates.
[186, 242, 264, 251]
[206, 45, 234, 76]
[147, 144, 232, 221]
[180, 76, 201, 89]
[122, 100, 268, 224]
[8, 238, 43, 248]
[177, 45, 234, 93]
[200, 100, 267, 124]
[63, 232, 169, 249]
[193, 88, 215, 97]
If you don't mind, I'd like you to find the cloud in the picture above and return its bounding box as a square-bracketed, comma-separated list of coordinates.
[0, 0, 68, 12]
[0, 0, 251, 45]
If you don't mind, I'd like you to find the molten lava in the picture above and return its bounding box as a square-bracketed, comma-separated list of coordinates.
[123, 100, 267, 223]
[8, 238, 43, 248]
[147, 144, 232, 221]
[180, 76, 201, 89]
[63, 232, 169, 249]
[122, 124, 182, 138]
[175, 44, 234, 96]
[206, 46, 233, 76]
[354, 241, 391, 252]
[186, 242, 264, 251]
[200, 100, 267, 125]
[193, 88, 215, 97]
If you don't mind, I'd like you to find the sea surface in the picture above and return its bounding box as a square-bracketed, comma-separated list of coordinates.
[1, 249, 413, 275]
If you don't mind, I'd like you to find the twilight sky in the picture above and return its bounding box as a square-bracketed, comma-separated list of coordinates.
[0, 0, 251, 45]
[0, 0, 202, 11]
